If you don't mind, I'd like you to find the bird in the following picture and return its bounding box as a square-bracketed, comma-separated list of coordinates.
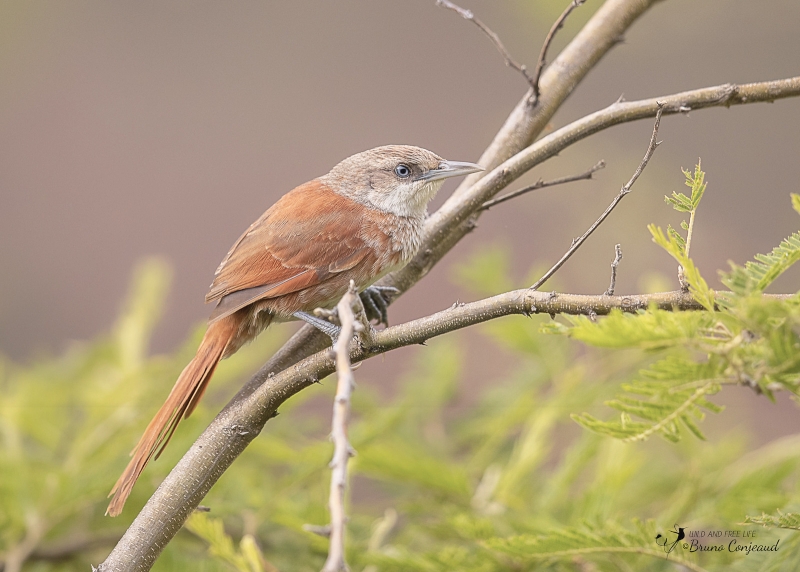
[106, 145, 482, 516]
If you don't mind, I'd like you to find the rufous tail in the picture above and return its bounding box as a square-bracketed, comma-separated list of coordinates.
[106, 315, 239, 516]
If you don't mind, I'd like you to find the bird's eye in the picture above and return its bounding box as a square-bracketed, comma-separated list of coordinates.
[394, 164, 411, 179]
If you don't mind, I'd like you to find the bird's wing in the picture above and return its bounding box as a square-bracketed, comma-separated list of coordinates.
[205, 179, 375, 321]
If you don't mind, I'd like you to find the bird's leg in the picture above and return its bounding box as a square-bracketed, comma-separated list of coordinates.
[359, 286, 399, 326]
[293, 311, 342, 342]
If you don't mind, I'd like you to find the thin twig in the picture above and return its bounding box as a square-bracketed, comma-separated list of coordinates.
[436, 0, 536, 91]
[481, 160, 604, 210]
[446, 0, 658, 198]
[604, 244, 623, 296]
[322, 282, 359, 572]
[532, 0, 588, 103]
[530, 103, 664, 290]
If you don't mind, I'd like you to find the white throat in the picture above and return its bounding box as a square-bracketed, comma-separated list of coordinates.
[364, 180, 444, 218]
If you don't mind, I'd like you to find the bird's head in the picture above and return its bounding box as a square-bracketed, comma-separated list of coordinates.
[323, 145, 483, 217]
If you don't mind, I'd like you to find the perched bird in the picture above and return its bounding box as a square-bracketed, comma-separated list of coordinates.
[107, 145, 482, 515]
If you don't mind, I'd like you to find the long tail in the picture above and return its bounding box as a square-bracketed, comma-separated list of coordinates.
[106, 314, 239, 516]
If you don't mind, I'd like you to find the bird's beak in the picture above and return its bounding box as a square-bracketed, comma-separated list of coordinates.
[417, 160, 484, 182]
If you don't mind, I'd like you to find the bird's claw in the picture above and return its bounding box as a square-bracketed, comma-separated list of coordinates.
[359, 286, 399, 326]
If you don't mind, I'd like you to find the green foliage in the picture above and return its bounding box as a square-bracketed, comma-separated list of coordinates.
[186, 512, 272, 572]
[486, 520, 704, 571]
[666, 162, 707, 216]
[572, 357, 724, 443]
[3, 166, 800, 571]
[722, 197, 800, 295]
[650, 224, 716, 310]
[557, 168, 800, 446]
[650, 161, 715, 310]
[744, 510, 800, 531]
[0, 259, 285, 570]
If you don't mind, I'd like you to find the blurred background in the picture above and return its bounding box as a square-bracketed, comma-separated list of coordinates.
[2, 1, 800, 440]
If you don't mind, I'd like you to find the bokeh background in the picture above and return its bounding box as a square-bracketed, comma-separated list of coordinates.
[2, 1, 800, 443]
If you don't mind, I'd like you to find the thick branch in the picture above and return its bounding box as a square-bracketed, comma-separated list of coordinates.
[230, 0, 665, 407]
[98, 0, 800, 563]
[97, 289, 793, 571]
[449, 0, 658, 198]
[395, 77, 800, 300]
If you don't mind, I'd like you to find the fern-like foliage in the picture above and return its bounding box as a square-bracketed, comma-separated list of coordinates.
[722, 194, 800, 296]
[650, 161, 715, 310]
[744, 510, 800, 531]
[4, 248, 800, 570]
[552, 164, 800, 445]
[667, 162, 707, 215]
[486, 520, 707, 572]
[186, 513, 273, 572]
[573, 354, 725, 442]
[650, 223, 716, 311]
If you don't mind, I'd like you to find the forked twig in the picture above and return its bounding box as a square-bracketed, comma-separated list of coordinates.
[532, 0, 588, 102]
[481, 160, 604, 210]
[531, 103, 664, 290]
[605, 244, 623, 296]
[436, 0, 536, 91]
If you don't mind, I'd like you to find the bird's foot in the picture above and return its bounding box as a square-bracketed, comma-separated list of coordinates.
[293, 311, 342, 343]
[359, 286, 399, 326]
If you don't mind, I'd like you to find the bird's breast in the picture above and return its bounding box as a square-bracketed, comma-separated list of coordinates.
[361, 211, 425, 277]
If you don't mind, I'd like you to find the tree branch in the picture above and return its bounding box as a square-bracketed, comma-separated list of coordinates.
[605, 244, 623, 296]
[98, 72, 800, 572]
[531, 103, 663, 290]
[448, 0, 659, 198]
[435, 0, 536, 92]
[98, 0, 800, 563]
[97, 288, 793, 572]
[399, 77, 800, 304]
[322, 284, 359, 572]
[226, 0, 666, 415]
[532, 0, 588, 103]
[480, 160, 604, 211]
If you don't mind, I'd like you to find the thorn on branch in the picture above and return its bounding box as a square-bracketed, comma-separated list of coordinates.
[530, 104, 664, 291]
[303, 524, 332, 538]
[436, 0, 536, 92]
[532, 0, 587, 104]
[480, 160, 605, 210]
[604, 244, 623, 296]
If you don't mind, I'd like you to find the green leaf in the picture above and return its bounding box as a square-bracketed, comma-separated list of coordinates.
[572, 355, 725, 442]
[665, 192, 693, 213]
[684, 161, 707, 210]
[667, 225, 686, 255]
[736, 232, 800, 292]
[486, 520, 706, 571]
[187, 513, 268, 572]
[743, 510, 800, 531]
[649, 224, 715, 311]
[563, 308, 712, 349]
[791, 193, 800, 216]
